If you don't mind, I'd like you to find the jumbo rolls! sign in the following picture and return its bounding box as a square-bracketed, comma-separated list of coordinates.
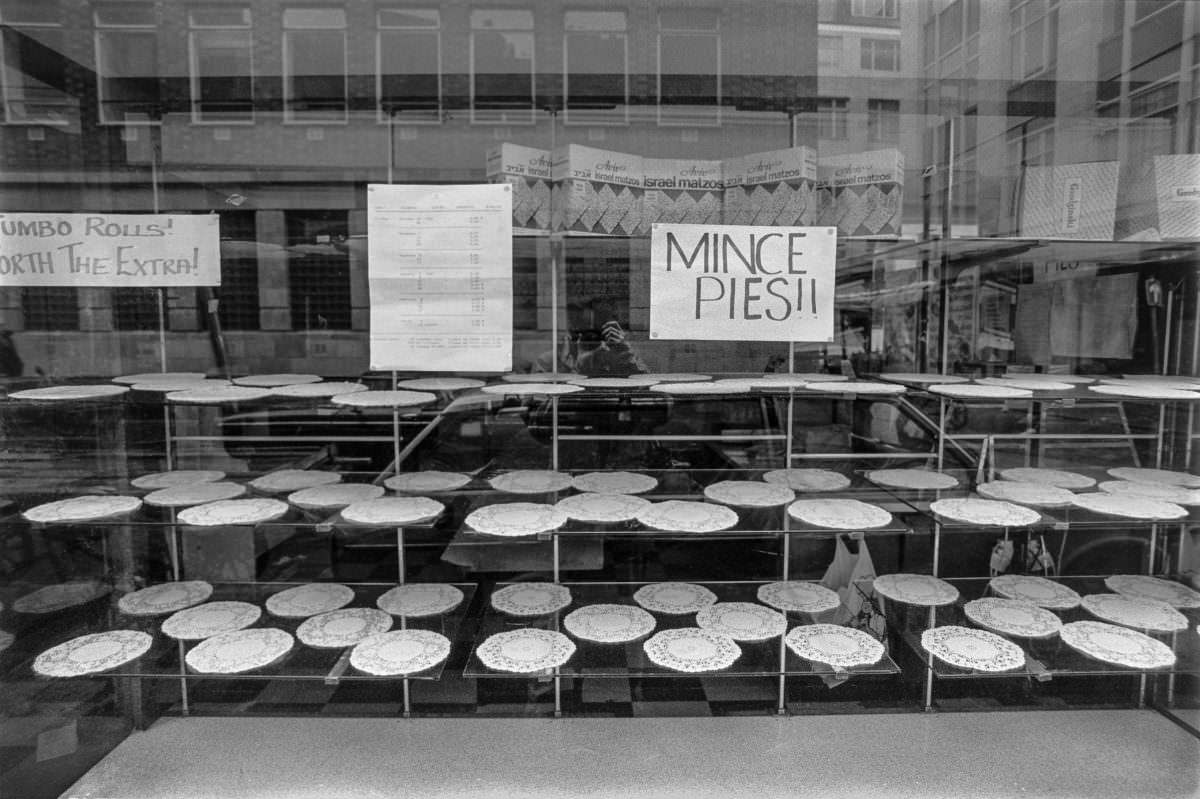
[0, 213, 221, 287]
[649, 224, 837, 342]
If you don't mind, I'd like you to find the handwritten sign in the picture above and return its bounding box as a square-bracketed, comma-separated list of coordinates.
[649, 224, 837, 342]
[367, 184, 513, 372]
[0, 213, 220, 287]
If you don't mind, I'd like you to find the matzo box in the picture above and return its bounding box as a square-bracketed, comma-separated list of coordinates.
[1019, 161, 1118, 240]
[486, 143, 552, 235]
[816, 149, 905, 237]
[551, 144, 642, 236]
[1153, 154, 1200, 239]
[723, 147, 817, 227]
[643, 158, 723, 229]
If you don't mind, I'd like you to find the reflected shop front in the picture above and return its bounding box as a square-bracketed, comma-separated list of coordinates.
[1, 1, 1200, 796]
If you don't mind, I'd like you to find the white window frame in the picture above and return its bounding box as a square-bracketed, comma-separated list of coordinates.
[0, 7, 72, 125]
[469, 9, 536, 126]
[860, 37, 900, 72]
[188, 7, 255, 125]
[376, 8, 443, 125]
[867, 98, 900, 141]
[1010, 0, 1059, 82]
[94, 4, 160, 125]
[817, 97, 849, 139]
[563, 10, 629, 126]
[656, 11, 722, 128]
[283, 7, 349, 125]
[851, 0, 898, 20]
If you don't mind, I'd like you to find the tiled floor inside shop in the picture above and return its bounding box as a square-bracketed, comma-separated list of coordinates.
[61, 710, 1200, 799]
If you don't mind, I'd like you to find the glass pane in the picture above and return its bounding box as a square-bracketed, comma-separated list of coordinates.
[194, 29, 253, 119]
[286, 30, 346, 118]
[380, 30, 439, 111]
[97, 30, 160, 120]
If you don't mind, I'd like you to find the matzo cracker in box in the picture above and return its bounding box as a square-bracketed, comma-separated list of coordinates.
[817, 149, 905, 237]
[643, 158, 723, 229]
[551, 144, 642, 236]
[486, 143, 552, 234]
[1020, 161, 1118, 240]
[723, 147, 817, 227]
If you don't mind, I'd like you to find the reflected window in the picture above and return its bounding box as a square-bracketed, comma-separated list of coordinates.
[216, 211, 260, 331]
[0, 1, 75, 125]
[470, 9, 535, 124]
[851, 0, 898, 19]
[287, 211, 351, 331]
[819, 35, 842, 70]
[95, 3, 160, 124]
[22, 288, 77, 331]
[564, 10, 627, 125]
[189, 7, 253, 123]
[283, 7, 347, 122]
[817, 97, 848, 139]
[868, 98, 900, 141]
[658, 9, 720, 126]
[378, 8, 441, 123]
[861, 38, 900, 72]
[1011, 0, 1059, 80]
[113, 288, 166, 331]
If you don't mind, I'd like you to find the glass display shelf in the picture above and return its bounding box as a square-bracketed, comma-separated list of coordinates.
[464, 581, 899, 680]
[2, 581, 476, 682]
[873, 576, 1200, 679]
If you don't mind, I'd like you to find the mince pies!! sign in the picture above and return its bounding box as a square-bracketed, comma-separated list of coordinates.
[649, 223, 836, 342]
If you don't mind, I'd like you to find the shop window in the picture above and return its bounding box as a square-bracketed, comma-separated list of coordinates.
[867, 98, 900, 141]
[1135, 0, 1178, 21]
[377, 8, 441, 123]
[564, 10, 628, 125]
[21, 287, 77, 331]
[470, 9, 535, 124]
[851, 0, 897, 19]
[1011, 0, 1059, 81]
[816, 97, 848, 139]
[819, 35, 842, 70]
[283, 7, 347, 123]
[657, 9, 720, 126]
[860, 38, 900, 72]
[0, 1, 75, 125]
[94, 3, 160, 124]
[188, 7, 253, 123]
[939, 1, 963, 56]
[112, 288, 166, 331]
[216, 210, 260, 331]
[287, 211, 351, 331]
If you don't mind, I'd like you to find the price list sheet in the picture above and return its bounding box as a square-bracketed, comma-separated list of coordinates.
[367, 184, 513, 371]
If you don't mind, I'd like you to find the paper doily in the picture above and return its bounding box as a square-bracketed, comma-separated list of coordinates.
[636, 500, 740, 533]
[988, 575, 1081, 610]
[376, 583, 464, 617]
[877, 373, 968, 385]
[651, 381, 752, 395]
[476, 628, 575, 673]
[167, 386, 272, 404]
[785, 624, 885, 669]
[13, 581, 111, 614]
[34, 631, 153, 678]
[272, 381, 367, 399]
[350, 630, 451, 676]
[113, 372, 205, 385]
[1096, 480, 1200, 506]
[119, 581, 213, 616]
[963, 598, 1062, 639]
[975, 481, 1077, 508]
[265, 583, 355, 618]
[1069, 492, 1187, 520]
[297, 608, 393, 649]
[177, 498, 289, 526]
[570, 471, 658, 495]
[1088, 384, 1200, 400]
[1104, 575, 1200, 609]
[162, 601, 262, 640]
[288, 483, 385, 510]
[803, 380, 906, 395]
[144, 482, 247, 508]
[567, 377, 661, 389]
[762, 469, 851, 492]
[999, 468, 1096, 489]
[928, 384, 1033, 400]
[232, 373, 322, 387]
[8, 384, 129, 401]
[1106, 467, 1200, 489]
[921, 626, 1026, 672]
[340, 497, 445, 526]
[186, 628, 294, 674]
[696, 602, 787, 641]
[563, 604, 657, 643]
[976, 377, 1074, 392]
[873, 574, 959, 606]
[633, 582, 718, 615]
[555, 492, 652, 523]
[23, 495, 142, 524]
[738, 375, 810, 389]
[131, 379, 232, 393]
[491, 583, 572, 616]
[702, 481, 795, 508]
[787, 499, 893, 530]
[1081, 594, 1189, 633]
[465, 502, 567, 537]
[481, 383, 583, 396]
[395, 377, 485, 392]
[1059, 621, 1176, 669]
[250, 469, 342, 493]
[488, 470, 574, 494]
[756, 581, 841, 614]
[384, 471, 472, 493]
[499, 372, 574, 383]
[865, 469, 959, 491]
[1000, 373, 1095, 384]
[929, 498, 1042, 527]
[331, 390, 437, 407]
[132, 470, 226, 489]
[639, 373, 712, 383]
[643, 628, 740, 673]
